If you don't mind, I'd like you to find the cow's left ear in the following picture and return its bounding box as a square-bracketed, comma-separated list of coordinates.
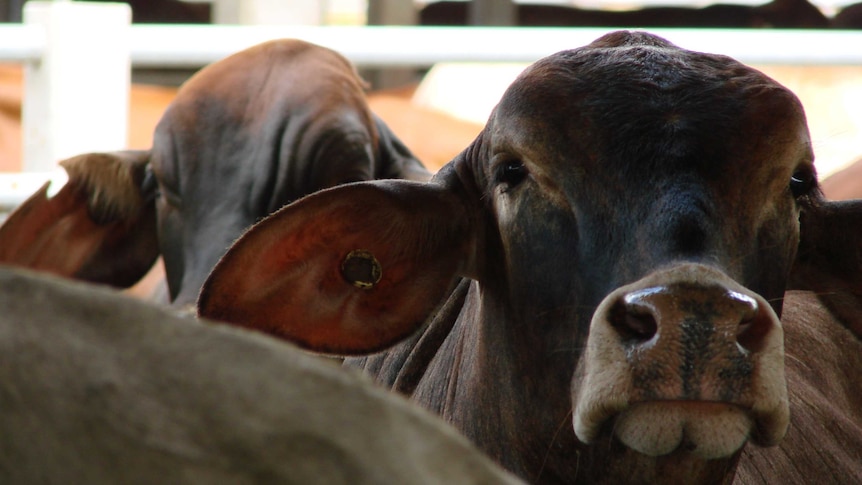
[197, 176, 476, 355]
[0, 151, 159, 288]
[790, 199, 862, 337]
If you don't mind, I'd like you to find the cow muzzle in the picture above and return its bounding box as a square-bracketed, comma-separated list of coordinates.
[573, 263, 789, 459]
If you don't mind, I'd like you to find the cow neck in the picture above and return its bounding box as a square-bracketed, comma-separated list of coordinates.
[403, 279, 584, 482]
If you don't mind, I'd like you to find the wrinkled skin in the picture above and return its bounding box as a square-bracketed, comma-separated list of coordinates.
[198, 31, 862, 483]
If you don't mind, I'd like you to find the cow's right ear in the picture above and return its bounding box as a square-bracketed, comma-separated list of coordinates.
[0, 151, 159, 288]
[790, 198, 862, 338]
[197, 175, 477, 355]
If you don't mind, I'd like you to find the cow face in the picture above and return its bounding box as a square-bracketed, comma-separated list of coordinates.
[476, 30, 804, 460]
[198, 31, 860, 483]
[481, 31, 811, 308]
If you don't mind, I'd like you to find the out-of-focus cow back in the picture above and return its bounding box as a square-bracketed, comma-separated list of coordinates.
[0, 266, 522, 485]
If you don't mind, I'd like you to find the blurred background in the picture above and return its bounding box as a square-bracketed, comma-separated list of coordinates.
[0, 0, 859, 194]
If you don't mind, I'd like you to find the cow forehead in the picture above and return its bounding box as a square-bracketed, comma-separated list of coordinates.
[503, 31, 801, 116]
[490, 32, 810, 182]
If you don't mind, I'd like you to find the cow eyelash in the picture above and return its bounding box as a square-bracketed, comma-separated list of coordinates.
[495, 159, 529, 190]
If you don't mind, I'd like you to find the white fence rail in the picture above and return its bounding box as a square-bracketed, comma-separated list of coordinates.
[6, 22, 862, 68]
[5, 22, 862, 67]
[127, 25, 862, 68]
[2, 1, 862, 210]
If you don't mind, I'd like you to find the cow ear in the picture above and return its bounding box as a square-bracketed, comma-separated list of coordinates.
[790, 199, 862, 337]
[197, 178, 475, 355]
[372, 114, 432, 182]
[0, 151, 159, 288]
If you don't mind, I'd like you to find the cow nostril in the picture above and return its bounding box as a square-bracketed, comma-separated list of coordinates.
[731, 292, 769, 353]
[625, 313, 658, 341]
[736, 313, 770, 353]
[611, 303, 658, 344]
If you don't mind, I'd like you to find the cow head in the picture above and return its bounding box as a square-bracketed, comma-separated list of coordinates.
[150, 39, 434, 310]
[198, 31, 862, 482]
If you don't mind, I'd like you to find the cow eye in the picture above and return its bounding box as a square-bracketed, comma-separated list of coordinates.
[496, 160, 528, 189]
[789, 169, 815, 199]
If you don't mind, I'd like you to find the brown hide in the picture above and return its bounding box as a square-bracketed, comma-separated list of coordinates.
[737, 292, 862, 483]
[0, 151, 159, 288]
[0, 267, 522, 485]
[198, 31, 862, 484]
[150, 39, 431, 307]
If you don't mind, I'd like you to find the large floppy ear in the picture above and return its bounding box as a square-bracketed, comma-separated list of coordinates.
[198, 176, 476, 355]
[790, 198, 862, 338]
[0, 151, 159, 288]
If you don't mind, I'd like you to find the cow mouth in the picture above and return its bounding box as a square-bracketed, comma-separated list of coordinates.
[575, 398, 787, 460]
[573, 264, 790, 461]
[613, 401, 751, 459]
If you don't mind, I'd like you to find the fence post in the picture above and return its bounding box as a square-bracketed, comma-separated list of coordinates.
[22, 1, 131, 172]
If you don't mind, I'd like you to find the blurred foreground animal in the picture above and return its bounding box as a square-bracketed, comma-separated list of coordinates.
[0, 267, 521, 484]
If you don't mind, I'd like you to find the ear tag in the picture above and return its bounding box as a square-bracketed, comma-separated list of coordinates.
[341, 250, 382, 290]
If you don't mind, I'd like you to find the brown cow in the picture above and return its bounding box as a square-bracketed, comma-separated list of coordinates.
[0, 266, 522, 484]
[198, 31, 862, 483]
[0, 39, 429, 309]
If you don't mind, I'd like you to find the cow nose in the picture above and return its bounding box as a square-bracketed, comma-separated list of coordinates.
[611, 284, 768, 355]
[605, 280, 777, 403]
[573, 264, 788, 459]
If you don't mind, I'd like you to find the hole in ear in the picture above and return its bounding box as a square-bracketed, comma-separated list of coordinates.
[341, 250, 382, 290]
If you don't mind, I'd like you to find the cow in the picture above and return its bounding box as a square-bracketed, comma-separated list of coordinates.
[197, 31, 862, 483]
[0, 266, 522, 484]
[0, 39, 429, 309]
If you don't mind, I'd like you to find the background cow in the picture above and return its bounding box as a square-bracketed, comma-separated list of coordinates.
[198, 31, 862, 483]
[0, 39, 430, 309]
[0, 267, 522, 485]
